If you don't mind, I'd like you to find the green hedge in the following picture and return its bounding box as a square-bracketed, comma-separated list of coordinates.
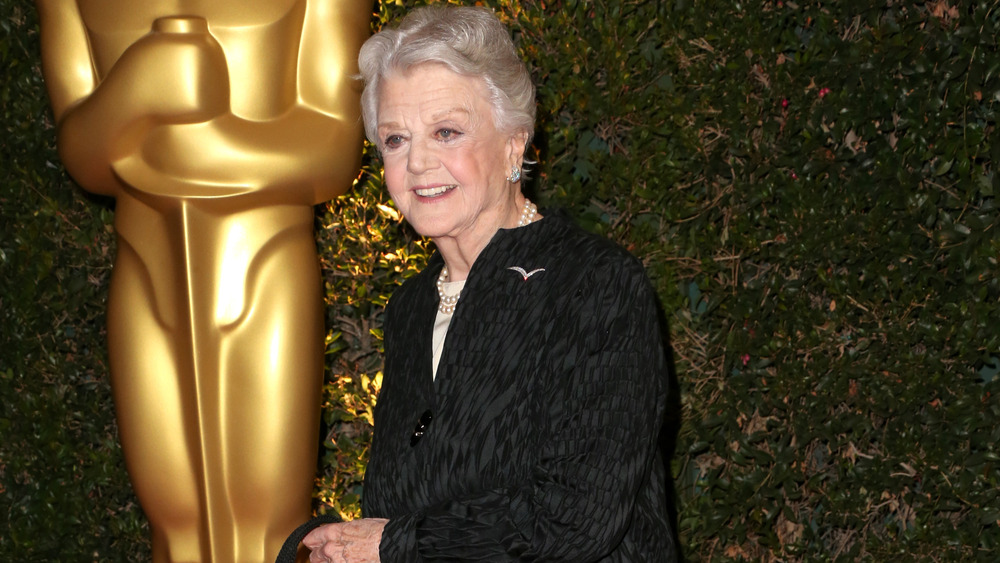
[2, 0, 998, 561]
[1, 1, 149, 559]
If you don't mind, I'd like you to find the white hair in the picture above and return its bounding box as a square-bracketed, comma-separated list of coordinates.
[358, 5, 536, 150]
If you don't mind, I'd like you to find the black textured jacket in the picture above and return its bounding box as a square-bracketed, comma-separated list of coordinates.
[363, 211, 677, 562]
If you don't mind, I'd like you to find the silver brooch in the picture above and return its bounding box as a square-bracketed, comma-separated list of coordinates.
[507, 266, 545, 280]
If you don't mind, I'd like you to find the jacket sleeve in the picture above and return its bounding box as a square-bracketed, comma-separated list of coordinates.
[378, 257, 668, 562]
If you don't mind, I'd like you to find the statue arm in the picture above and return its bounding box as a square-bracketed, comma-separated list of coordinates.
[113, 0, 371, 206]
[294, 0, 371, 202]
[36, 0, 123, 195]
[298, 0, 371, 120]
[36, 0, 96, 122]
[36, 8, 229, 196]
[39, 0, 370, 204]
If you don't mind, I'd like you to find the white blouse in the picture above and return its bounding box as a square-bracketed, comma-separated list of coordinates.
[431, 279, 465, 380]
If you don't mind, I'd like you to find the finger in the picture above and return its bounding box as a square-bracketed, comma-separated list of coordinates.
[320, 541, 346, 560]
[302, 524, 336, 548]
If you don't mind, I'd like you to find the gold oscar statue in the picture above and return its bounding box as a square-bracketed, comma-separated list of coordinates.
[36, 1, 370, 561]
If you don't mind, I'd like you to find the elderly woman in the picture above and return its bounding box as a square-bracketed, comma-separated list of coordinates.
[304, 5, 676, 562]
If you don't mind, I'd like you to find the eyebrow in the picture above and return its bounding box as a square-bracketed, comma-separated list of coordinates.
[377, 107, 475, 132]
[430, 107, 472, 122]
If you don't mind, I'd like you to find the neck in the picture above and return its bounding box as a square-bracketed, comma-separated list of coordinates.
[434, 193, 530, 282]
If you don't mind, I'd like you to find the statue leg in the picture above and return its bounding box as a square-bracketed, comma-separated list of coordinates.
[214, 238, 325, 561]
[107, 209, 324, 562]
[107, 241, 207, 563]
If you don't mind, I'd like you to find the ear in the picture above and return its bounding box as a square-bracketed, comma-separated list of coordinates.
[505, 130, 530, 166]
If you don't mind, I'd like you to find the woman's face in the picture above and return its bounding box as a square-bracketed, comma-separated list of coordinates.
[377, 64, 525, 245]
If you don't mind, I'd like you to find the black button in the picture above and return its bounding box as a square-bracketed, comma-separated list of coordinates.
[410, 409, 433, 447]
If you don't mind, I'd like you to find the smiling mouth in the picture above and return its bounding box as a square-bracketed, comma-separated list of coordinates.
[414, 185, 456, 198]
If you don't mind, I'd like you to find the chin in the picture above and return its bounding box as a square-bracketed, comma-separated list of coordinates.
[407, 217, 452, 240]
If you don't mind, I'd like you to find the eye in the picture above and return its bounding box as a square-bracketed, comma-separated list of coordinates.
[436, 128, 462, 141]
[382, 134, 406, 150]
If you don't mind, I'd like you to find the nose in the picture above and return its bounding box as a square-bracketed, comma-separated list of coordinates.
[406, 137, 437, 175]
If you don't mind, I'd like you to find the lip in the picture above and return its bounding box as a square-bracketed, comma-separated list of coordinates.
[412, 184, 457, 198]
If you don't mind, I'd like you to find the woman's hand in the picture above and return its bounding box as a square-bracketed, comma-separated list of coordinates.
[302, 518, 388, 563]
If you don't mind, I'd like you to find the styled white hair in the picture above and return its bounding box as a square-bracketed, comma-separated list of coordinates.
[358, 5, 536, 150]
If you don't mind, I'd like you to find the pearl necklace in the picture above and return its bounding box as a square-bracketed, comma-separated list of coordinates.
[436, 269, 461, 314]
[436, 198, 537, 314]
[516, 198, 538, 228]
